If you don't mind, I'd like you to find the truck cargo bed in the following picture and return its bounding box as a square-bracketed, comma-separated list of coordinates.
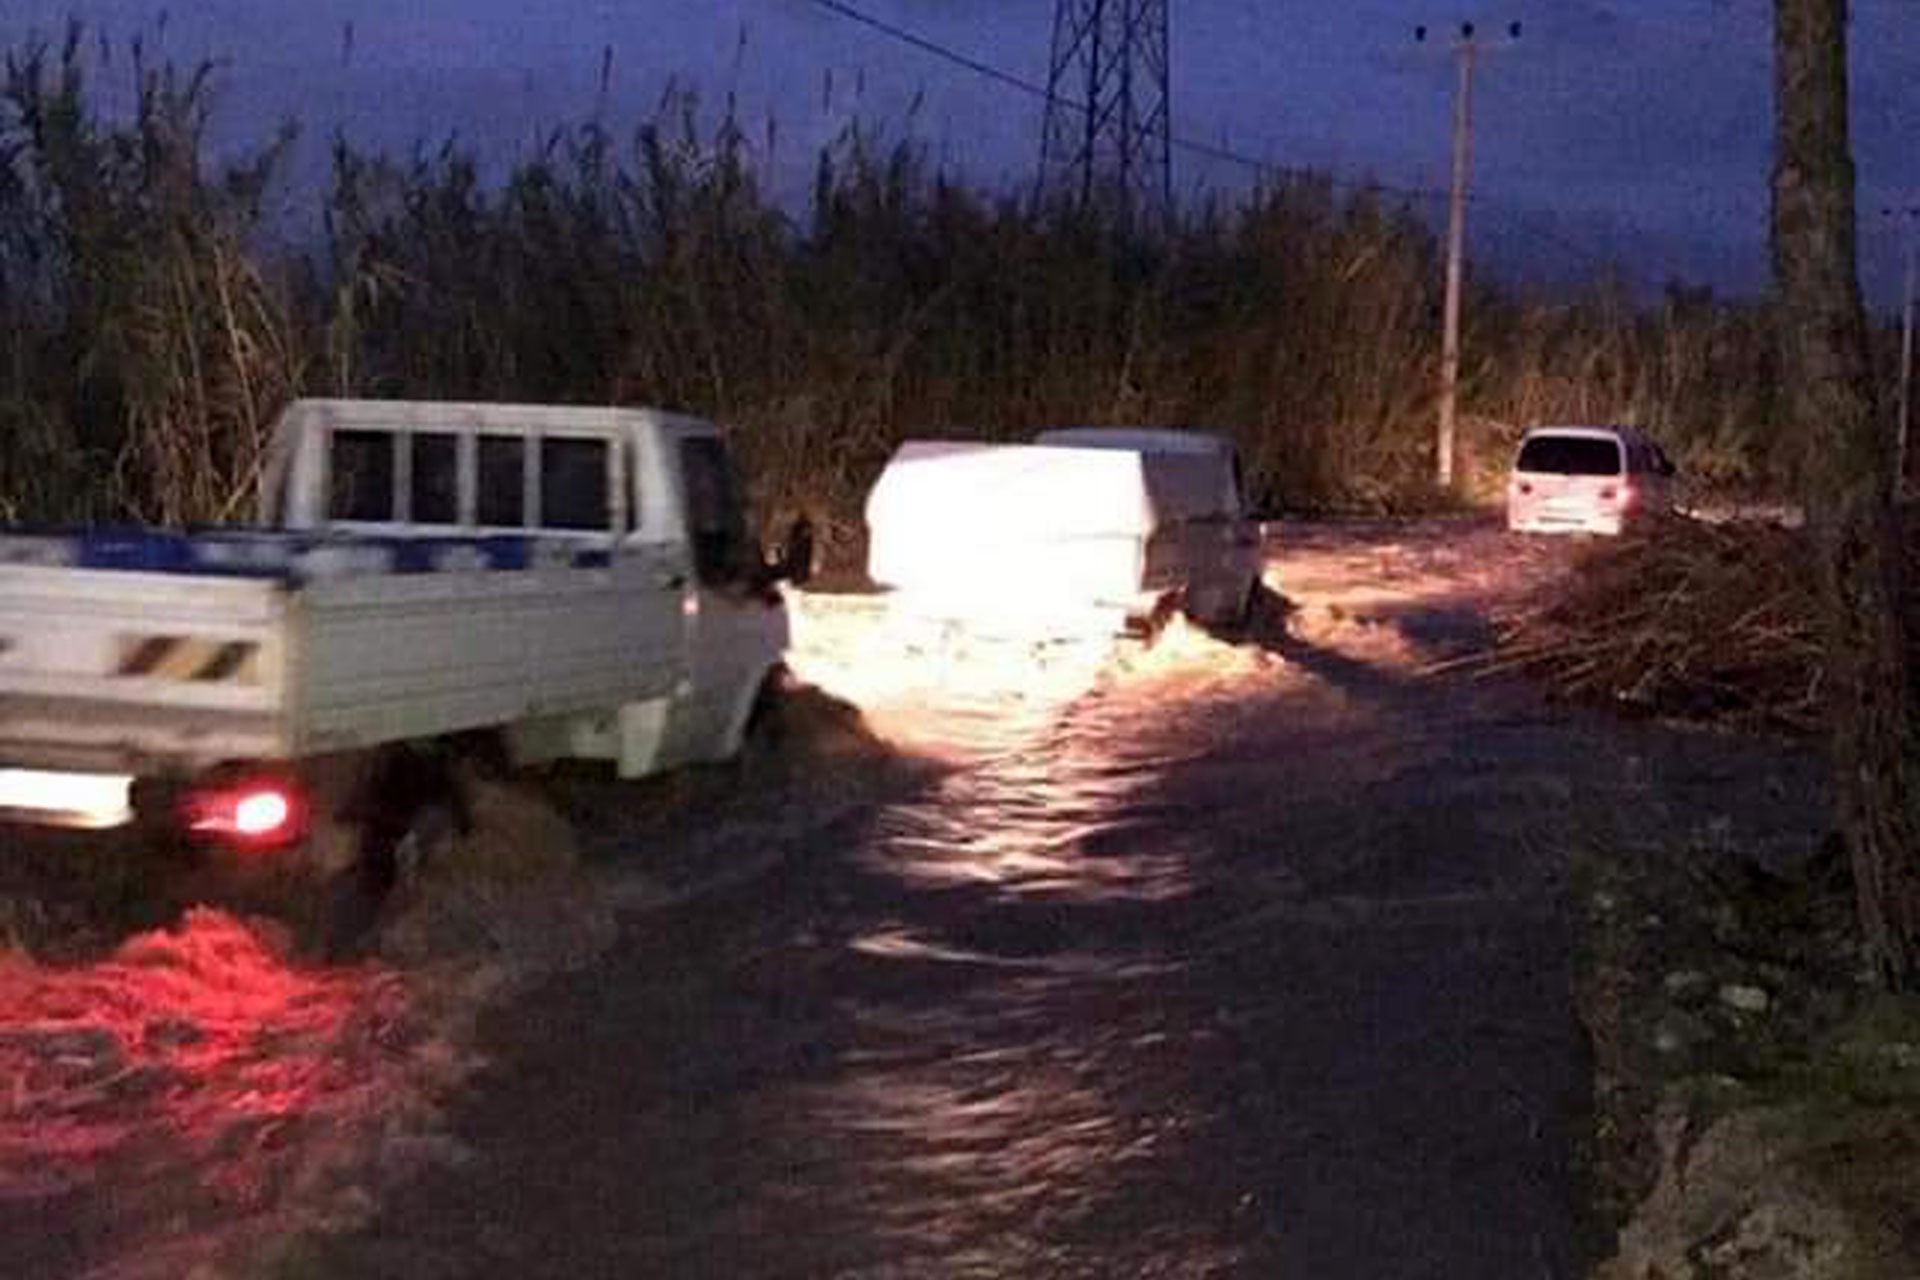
[0, 530, 683, 773]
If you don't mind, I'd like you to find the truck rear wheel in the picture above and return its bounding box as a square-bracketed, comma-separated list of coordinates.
[727, 670, 791, 785]
[317, 746, 471, 958]
[1187, 576, 1257, 632]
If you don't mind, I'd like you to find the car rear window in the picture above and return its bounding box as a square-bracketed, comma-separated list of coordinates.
[1515, 436, 1623, 477]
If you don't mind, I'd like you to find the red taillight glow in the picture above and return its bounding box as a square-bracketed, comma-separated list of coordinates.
[185, 780, 303, 847]
[233, 790, 293, 837]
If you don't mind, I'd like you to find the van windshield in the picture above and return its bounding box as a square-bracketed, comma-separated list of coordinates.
[1516, 436, 1622, 477]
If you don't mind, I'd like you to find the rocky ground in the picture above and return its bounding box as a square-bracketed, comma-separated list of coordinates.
[1577, 793, 1920, 1279]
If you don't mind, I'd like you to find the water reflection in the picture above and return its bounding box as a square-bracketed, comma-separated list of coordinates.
[0, 910, 465, 1279]
[758, 642, 1254, 1278]
[723, 598, 1590, 1278]
[853, 660, 1228, 906]
[305, 526, 1613, 1278]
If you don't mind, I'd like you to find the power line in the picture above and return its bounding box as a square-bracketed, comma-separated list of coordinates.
[801, 0, 1448, 205]
[800, 0, 1884, 295]
[798, 0, 1634, 271]
[804, 0, 1055, 101]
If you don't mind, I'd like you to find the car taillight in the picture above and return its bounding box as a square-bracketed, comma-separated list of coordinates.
[1600, 484, 1635, 506]
[1515, 481, 1533, 496]
[183, 779, 305, 848]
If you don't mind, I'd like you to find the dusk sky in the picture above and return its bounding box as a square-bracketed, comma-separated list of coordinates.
[5, 1, 1918, 307]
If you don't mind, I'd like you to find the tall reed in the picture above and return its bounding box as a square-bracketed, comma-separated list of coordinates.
[0, 32, 1803, 557]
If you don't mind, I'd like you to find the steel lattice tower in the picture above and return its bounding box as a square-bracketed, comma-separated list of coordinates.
[1040, 0, 1172, 224]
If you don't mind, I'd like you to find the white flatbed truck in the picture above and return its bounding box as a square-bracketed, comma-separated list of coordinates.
[0, 399, 806, 931]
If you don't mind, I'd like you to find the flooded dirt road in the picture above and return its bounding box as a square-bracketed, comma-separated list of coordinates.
[3, 519, 1824, 1278]
[293, 520, 1819, 1279]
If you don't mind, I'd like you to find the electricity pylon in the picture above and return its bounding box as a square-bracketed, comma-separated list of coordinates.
[1040, 0, 1172, 227]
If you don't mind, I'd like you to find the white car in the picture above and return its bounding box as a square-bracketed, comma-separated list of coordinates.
[1506, 425, 1676, 535]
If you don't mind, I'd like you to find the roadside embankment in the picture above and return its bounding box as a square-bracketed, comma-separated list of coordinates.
[1516, 520, 1920, 1278]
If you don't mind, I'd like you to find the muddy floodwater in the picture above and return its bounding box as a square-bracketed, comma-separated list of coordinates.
[0, 519, 1824, 1279]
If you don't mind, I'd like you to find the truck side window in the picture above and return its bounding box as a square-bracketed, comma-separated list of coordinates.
[411, 432, 460, 525]
[540, 438, 611, 531]
[478, 436, 525, 527]
[680, 437, 750, 586]
[330, 429, 396, 523]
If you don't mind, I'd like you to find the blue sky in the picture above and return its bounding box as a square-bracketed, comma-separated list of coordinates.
[5, 1, 1917, 306]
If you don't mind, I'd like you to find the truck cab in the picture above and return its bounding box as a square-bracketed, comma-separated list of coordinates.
[256, 399, 795, 776]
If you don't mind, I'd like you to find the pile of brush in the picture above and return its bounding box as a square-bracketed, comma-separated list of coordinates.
[1484, 516, 1920, 734]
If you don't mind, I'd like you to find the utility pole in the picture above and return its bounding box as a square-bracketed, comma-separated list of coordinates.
[1886, 205, 1919, 491]
[1415, 19, 1520, 490]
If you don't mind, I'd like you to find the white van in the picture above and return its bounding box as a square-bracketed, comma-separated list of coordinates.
[1506, 424, 1676, 535]
[865, 427, 1263, 632]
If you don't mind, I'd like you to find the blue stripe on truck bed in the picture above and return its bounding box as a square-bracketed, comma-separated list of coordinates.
[0, 528, 619, 580]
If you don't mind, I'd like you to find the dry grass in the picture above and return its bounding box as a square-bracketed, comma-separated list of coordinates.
[1489, 515, 1919, 733]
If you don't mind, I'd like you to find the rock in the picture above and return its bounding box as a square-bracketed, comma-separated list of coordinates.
[145, 1018, 206, 1050]
[1720, 984, 1772, 1015]
[1884, 1042, 1920, 1072]
[1652, 1010, 1713, 1057]
[1664, 970, 1711, 1003]
[1709, 903, 1744, 945]
[1699, 1201, 1848, 1276]
[4, 1026, 120, 1061]
[1601, 1102, 1892, 1280]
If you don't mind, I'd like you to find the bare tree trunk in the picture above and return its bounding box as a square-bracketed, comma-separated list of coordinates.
[1772, 0, 1920, 988]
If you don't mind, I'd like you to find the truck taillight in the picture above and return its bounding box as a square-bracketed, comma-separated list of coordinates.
[184, 779, 304, 848]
